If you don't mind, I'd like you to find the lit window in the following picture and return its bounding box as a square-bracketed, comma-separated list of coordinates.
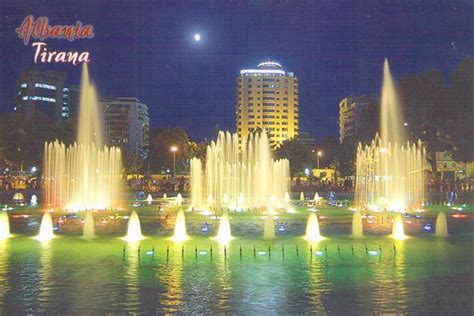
[35, 83, 57, 90]
[20, 83, 27, 88]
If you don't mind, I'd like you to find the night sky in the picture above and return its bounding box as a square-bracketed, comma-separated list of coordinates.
[0, 1, 472, 141]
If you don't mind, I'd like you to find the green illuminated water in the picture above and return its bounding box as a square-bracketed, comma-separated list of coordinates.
[0, 204, 472, 314]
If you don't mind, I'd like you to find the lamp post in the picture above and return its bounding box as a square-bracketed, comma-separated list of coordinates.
[170, 146, 178, 178]
[317, 151, 323, 169]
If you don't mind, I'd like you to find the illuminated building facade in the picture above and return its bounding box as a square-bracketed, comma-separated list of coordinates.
[236, 61, 299, 147]
[15, 68, 68, 122]
[338, 96, 379, 146]
[100, 97, 150, 159]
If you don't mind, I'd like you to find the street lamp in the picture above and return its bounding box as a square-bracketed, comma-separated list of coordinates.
[170, 146, 178, 177]
[317, 151, 323, 169]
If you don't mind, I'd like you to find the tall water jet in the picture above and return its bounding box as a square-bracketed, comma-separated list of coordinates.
[0, 212, 10, 240]
[391, 214, 406, 240]
[300, 192, 305, 201]
[43, 64, 122, 211]
[305, 213, 324, 242]
[352, 210, 364, 238]
[82, 211, 95, 239]
[215, 210, 232, 244]
[435, 212, 448, 237]
[171, 210, 188, 242]
[354, 60, 426, 212]
[124, 211, 144, 242]
[263, 215, 275, 239]
[35, 212, 54, 242]
[191, 131, 290, 209]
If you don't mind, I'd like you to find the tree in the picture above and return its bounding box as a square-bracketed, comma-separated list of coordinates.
[148, 127, 191, 173]
[399, 70, 453, 173]
[450, 57, 474, 163]
[274, 137, 312, 176]
[315, 136, 355, 177]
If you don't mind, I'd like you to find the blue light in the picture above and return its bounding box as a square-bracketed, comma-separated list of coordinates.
[368, 250, 379, 256]
[257, 251, 267, 256]
[198, 251, 208, 256]
[201, 224, 209, 232]
[146, 251, 154, 256]
[314, 250, 324, 256]
[277, 225, 285, 232]
[423, 223, 432, 232]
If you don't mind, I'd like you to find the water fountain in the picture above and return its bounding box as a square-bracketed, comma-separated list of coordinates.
[124, 211, 144, 242]
[146, 194, 153, 204]
[313, 193, 320, 203]
[354, 60, 426, 212]
[391, 214, 407, 240]
[0, 212, 10, 240]
[82, 211, 95, 239]
[43, 64, 122, 211]
[305, 213, 324, 242]
[352, 210, 364, 238]
[35, 212, 54, 242]
[30, 195, 38, 207]
[435, 212, 448, 237]
[190, 131, 290, 210]
[263, 215, 275, 239]
[300, 192, 305, 201]
[176, 193, 183, 206]
[163, 193, 167, 199]
[171, 210, 188, 242]
[215, 210, 232, 244]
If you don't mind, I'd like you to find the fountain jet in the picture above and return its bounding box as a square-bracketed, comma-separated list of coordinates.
[352, 210, 364, 238]
[354, 60, 426, 211]
[215, 210, 232, 244]
[435, 212, 448, 237]
[171, 210, 188, 242]
[35, 212, 54, 242]
[43, 63, 122, 211]
[391, 214, 407, 240]
[82, 211, 95, 239]
[124, 211, 144, 242]
[305, 213, 324, 242]
[146, 194, 153, 204]
[0, 212, 10, 240]
[190, 131, 290, 210]
[263, 215, 275, 239]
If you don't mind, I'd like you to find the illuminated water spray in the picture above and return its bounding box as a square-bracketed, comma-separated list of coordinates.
[124, 211, 144, 242]
[215, 211, 233, 244]
[435, 212, 448, 237]
[391, 214, 407, 240]
[191, 131, 290, 209]
[43, 63, 122, 211]
[263, 215, 275, 239]
[354, 60, 426, 212]
[0, 212, 10, 240]
[352, 210, 364, 238]
[35, 212, 54, 242]
[172, 210, 188, 242]
[305, 213, 324, 242]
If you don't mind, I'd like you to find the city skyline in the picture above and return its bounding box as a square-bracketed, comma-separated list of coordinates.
[1, 1, 472, 141]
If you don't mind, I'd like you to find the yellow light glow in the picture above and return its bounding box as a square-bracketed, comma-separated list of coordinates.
[213, 211, 233, 244]
[122, 211, 145, 242]
[35, 212, 55, 242]
[171, 210, 189, 242]
[391, 214, 408, 240]
[304, 213, 325, 242]
[0, 212, 10, 240]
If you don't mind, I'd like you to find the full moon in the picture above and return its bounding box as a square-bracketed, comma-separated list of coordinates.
[194, 33, 201, 42]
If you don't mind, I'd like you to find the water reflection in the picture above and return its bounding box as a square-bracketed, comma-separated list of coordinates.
[307, 252, 330, 313]
[0, 240, 9, 313]
[37, 241, 53, 313]
[124, 243, 140, 312]
[156, 243, 184, 313]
